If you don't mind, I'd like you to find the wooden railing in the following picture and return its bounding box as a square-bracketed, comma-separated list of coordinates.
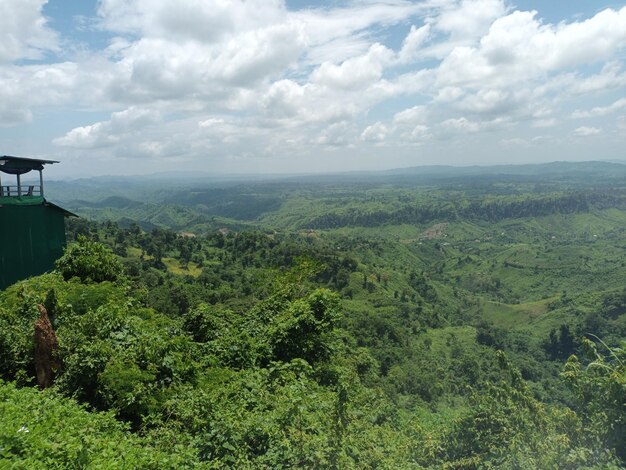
[0, 185, 43, 197]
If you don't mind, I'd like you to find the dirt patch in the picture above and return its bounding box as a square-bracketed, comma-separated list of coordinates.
[420, 223, 448, 240]
[301, 229, 320, 239]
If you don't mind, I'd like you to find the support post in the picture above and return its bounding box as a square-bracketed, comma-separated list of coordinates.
[17, 174, 21, 197]
[39, 169, 44, 197]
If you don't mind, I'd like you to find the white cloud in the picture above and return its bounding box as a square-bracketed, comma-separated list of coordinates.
[398, 24, 431, 63]
[97, 0, 287, 39]
[410, 125, 431, 141]
[434, 0, 507, 40]
[316, 122, 354, 147]
[567, 62, 626, 94]
[198, 118, 225, 128]
[456, 88, 515, 114]
[394, 105, 428, 125]
[486, 7, 626, 71]
[0, 63, 77, 126]
[572, 98, 626, 119]
[440, 117, 481, 134]
[0, 0, 58, 63]
[311, 43, 394, 90]
[361, 122, 388, 142]
[1, 0, 625, 173]
[532, 118, 557, 128]
[294, 1, 429, 63]
[434, 86, 464, 103]
[54, 107, 162, 148]
[500, 137, 530, 147]
[105, 22, 305, 104]
[541, 7, 626, 70]
[260, 79, 359, 125]
[436, 6, 626, 90]
[573, 126, 601, 136]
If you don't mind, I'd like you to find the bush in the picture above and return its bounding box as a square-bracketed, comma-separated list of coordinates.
[0, 381, 197, 468]
[56, 236, 124, 283]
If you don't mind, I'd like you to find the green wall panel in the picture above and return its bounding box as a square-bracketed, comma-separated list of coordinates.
[0, 204, 67, 289]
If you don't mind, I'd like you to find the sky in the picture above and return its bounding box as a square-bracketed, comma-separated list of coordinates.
[1, 0, 626, 178]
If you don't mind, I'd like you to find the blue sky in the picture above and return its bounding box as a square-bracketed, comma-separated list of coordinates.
[1, 0, 626, 178]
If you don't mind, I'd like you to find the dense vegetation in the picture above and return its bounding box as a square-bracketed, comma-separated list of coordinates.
[1, 162, 625, 467]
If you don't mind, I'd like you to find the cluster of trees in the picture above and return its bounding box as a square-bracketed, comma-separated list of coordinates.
[304, 191, 626, 229]
[0, 223, 624, 467]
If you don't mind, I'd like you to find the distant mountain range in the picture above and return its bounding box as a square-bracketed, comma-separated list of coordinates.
[45, 160, 626, 229]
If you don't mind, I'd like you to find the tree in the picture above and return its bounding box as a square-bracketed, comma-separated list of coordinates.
[56, 236, 124, 283]
[563, 338, 626, 463]
[268, 289, 341, 364]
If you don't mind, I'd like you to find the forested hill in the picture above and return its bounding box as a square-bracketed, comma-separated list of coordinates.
[302, 191, 626, 229]
[47, 160, 626, 205]
[378, 160, 626, 180]
[1, 161, 625, 467]
[46, 161, 626, 232]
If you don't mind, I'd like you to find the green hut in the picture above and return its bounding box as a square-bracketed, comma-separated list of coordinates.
[0, 155, 75, 289]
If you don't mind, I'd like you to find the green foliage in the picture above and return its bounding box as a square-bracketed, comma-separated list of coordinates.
[0, 274, 134, 384]
[152, 361, 412, 468]
[268, 288, 341, 364]
[438, 351, 615, 469]
[183, 303, 256, 368]
[0, 381, 197, 468]
[3, 166, 626, 467]
[564, 338, 626, 462]
[56, 302, 197, 425]
[0, 272, 196, 427]
[56, 235, 125, 283]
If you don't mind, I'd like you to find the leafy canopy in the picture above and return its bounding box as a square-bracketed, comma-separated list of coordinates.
[56, 235, 124, 283]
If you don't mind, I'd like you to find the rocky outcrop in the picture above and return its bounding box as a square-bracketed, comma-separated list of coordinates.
[34, 304, 61, 389]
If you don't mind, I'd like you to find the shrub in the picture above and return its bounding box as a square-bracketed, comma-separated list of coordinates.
[56, 236, 124, 283]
